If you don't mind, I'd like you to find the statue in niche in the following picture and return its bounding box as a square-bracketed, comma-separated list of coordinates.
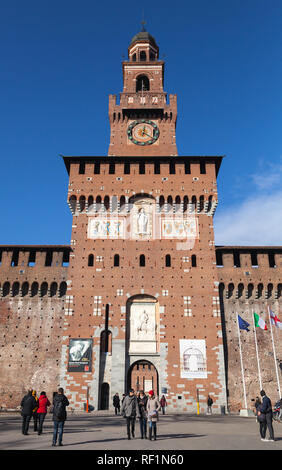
[137, 207, 149, 235]
[136, 309, 149, 335]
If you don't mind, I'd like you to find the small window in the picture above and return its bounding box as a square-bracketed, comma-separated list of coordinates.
[88, 254, 94, 267]
[132, 53, 136, 62]
[191, 255, 197, 267]
[165, 254, 171, 267]
[139, 163, 145, 174]
[140, 254, 145, 267]
[169, 162, 175, 174]
[114, 254, 120, 267]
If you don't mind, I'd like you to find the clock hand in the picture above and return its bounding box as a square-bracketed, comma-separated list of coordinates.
[142, 130, 152, 138]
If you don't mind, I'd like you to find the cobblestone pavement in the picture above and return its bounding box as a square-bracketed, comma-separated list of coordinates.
[0, 412, 281, 452]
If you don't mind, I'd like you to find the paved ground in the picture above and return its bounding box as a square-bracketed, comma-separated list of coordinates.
[0, 411, 281, 452]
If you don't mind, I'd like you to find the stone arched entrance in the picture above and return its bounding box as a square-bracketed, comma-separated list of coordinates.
[128, 360, 159, 395]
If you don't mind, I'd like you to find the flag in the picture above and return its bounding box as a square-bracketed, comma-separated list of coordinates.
[254, 312, 267, 330]
[238, 315, 250, 332]
[269, 309, 282, 329]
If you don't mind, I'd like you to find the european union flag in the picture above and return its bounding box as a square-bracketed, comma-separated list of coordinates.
[238, 315, 250, 332]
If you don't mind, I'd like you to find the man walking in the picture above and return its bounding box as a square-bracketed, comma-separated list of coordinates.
[20, 389, 37, 435]
[257, 389, 275, 442]
[121, 389, 140, 440]
[52, 387, 69, 447]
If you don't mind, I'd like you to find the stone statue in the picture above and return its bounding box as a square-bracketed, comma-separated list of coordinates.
[136, 309, 149, 335]
[137, 208, 149, 234]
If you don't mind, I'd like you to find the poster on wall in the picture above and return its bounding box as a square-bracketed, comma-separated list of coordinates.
[68, 339, 93, 372]
[179, 339, 207, 379]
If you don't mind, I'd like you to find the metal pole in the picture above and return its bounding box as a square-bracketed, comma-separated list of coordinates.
[268, 306, 281, 397]
[251, 308, 262, 390]
[236, 314, 247, 409]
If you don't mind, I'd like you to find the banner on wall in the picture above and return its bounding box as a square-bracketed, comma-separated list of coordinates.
[68, 339, 93, 372]
[179, 339, 207, 379]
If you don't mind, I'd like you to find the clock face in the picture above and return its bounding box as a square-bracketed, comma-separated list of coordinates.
[127, 120, 160, 145]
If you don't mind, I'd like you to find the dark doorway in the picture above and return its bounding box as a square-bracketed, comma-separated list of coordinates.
[100, 382, 109, 410]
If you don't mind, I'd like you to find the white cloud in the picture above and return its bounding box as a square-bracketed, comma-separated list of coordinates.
[214, 160, 282, 246]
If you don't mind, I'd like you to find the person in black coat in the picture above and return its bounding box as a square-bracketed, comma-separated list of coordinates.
[52, 387, 69, 446]
[257, 390, 275, 442]
[137, 391, 148, 439]
[20, 389, 37, 435]
[113, 393, 120, 415]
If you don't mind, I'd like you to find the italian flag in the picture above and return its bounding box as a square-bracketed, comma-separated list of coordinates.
[254, 312, 267, 330]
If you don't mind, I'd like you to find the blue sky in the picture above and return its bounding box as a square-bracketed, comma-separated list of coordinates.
[1, 0, 282, 245]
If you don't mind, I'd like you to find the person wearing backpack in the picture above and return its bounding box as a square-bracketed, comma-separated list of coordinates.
[52, 387, 69, 447]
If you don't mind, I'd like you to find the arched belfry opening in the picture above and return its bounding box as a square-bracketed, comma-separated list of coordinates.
[136, 74, 150, 92]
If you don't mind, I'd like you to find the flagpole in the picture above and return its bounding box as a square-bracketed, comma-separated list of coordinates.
[268, 306, 281, 397]
[251, 308, 262, 390]
[236, 313, 247, 409]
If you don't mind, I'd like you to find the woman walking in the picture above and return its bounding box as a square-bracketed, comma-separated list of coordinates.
[146, 390, 161, 441]
[37, 391, 51, 435]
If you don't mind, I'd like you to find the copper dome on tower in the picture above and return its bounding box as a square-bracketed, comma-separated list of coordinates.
[129, 30, 158, 49]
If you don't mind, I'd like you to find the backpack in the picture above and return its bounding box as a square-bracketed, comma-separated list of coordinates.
[53, 398, 65, 419]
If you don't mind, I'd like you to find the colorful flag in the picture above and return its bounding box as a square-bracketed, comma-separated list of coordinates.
[269, 309, 282, 329]
[238, 315, 250, 332]
[254, 312, 267, 330]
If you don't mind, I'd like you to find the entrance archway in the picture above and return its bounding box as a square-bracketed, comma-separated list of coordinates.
[128, 360, 159, 395]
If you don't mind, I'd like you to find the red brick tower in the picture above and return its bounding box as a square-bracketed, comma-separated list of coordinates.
[60, 29, 227, 413]
[108, 29, 178, 157]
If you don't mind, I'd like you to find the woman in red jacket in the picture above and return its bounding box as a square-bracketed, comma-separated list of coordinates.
[37, 391, 51, 435]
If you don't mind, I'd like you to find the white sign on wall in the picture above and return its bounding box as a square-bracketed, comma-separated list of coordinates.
[179, 339, 207, 379]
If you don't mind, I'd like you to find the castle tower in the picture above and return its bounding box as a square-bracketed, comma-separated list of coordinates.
[108, 28, 178, 156]
[60, 29, 227, 413]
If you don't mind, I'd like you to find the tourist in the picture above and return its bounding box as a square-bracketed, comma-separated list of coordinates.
[137, 390, 148, 439]
[146, 390, 161, 441]
[37, 391, 51, 435]
[257, 390, 275, 442]
[113, 393, 120, 415]
[52, 387, 69, 446]
[121, 389, 140, 440]
[20, 389, 37, 435]
[160, 395, 167, 415]
[207, 394, 213, 414]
